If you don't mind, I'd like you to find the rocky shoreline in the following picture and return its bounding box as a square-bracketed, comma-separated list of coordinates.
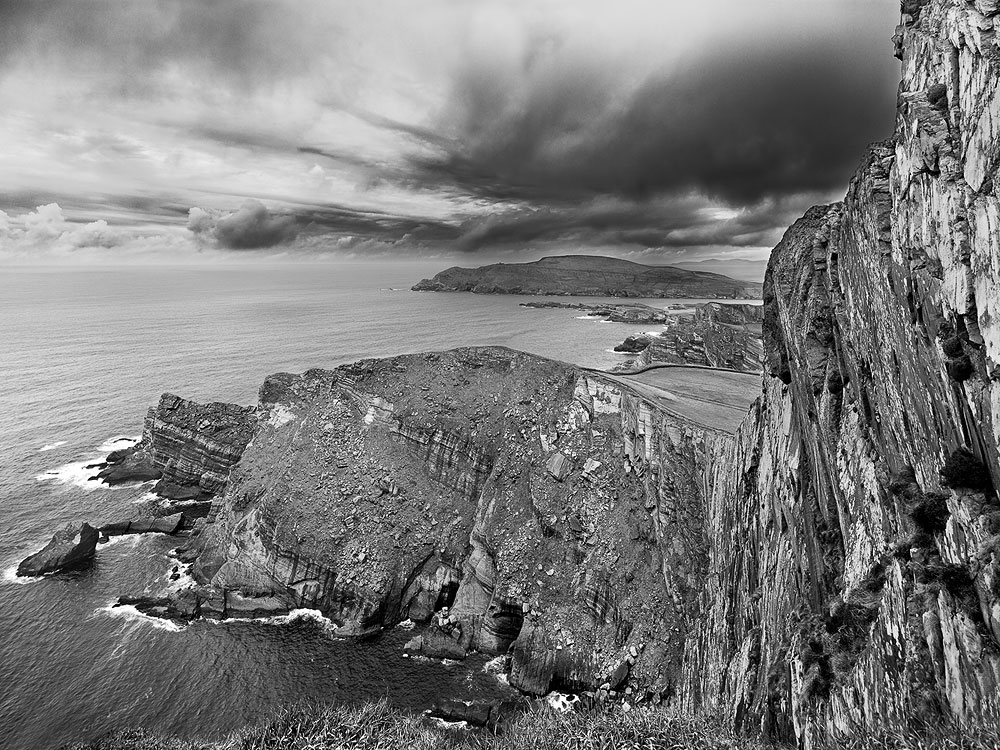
[520, 300, 764, 373]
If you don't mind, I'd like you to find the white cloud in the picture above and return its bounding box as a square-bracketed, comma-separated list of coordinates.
[0, 203, 196, 260]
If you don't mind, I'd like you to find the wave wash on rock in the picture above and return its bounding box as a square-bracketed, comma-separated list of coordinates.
[676, 1, 1000, 745]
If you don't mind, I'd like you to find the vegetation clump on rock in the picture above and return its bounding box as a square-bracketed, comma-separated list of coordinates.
[940, 448, 993, 493]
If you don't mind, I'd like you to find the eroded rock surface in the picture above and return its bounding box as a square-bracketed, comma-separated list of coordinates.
[96, 393, 256, 511]
[18, 523, 99, 576]
[674, 2, 1000, 743]
[135, 348, 747, 699]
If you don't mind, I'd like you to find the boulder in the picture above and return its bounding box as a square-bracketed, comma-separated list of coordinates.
[546, 452, 571, 482]
[614, 335, 652, 353]
[429, 699, 493, 726]
[18, 523, 100, 576]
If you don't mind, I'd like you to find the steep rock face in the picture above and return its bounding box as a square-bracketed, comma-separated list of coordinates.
[626, 302, 765, 373]
[413, 255, 762, 299]
[173, 348, 746, 694]
[674, 3, 1000, 743]
[99, 393, 256, 502]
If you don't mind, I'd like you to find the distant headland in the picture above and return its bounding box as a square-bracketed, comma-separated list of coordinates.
[411, 255, 762, 299]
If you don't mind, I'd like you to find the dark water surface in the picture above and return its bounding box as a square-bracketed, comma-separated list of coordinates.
[0, 262, 691, 749]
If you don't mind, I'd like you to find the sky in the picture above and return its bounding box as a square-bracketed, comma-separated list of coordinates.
[0, 0, 901, 274]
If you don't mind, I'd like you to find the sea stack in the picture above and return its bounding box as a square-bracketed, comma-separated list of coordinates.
[18, 523, 100, 577]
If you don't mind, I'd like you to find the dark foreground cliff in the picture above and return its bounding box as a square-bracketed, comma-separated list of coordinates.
[412, 255, 762, 299]
[674, 1, 1000, 743]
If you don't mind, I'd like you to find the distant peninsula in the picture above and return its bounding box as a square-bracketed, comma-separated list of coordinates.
[411, 255, 762, 299]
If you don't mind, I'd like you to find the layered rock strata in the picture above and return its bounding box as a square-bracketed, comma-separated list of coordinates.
[96, 393, 256, 513]
[131, 348, 746, 700]
[674, 2, 1000, 743]
[619, 302, 764, 373]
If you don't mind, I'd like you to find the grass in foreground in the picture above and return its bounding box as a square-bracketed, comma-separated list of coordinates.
[67, 700, 1000, 750]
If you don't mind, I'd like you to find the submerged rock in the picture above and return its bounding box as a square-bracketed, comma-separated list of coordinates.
[18, 523, 99, 576]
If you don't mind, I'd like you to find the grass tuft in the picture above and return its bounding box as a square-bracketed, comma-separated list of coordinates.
[64, 699, 1000, 750]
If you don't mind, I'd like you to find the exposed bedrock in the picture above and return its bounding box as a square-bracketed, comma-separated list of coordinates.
[18, 523, 100, 576]
[675, 2, 1000, 743]
[96, 393, 256, 506]
[162, 348, 738, 695]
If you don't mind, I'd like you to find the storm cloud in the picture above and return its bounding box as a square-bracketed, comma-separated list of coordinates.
[188, 200, 299, 249]
[0, 0, 902, 267]
[418, 37, 898, 204]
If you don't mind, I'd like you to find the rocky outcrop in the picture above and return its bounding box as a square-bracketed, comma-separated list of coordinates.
[96, 393, 256, 509]
[619, 303, 764, 373]
[18, 523, 99, 576]
[126, 348, 747, 697]
[413, 255, 762, 299]
[519, 300, 764, 372]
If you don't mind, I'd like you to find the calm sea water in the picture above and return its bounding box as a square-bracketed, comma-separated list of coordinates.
[0, 261, 699, 749]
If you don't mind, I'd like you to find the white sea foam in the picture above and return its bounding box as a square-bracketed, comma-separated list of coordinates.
[1, 564, 36, 585]
[95, 435, 141, 453]
[35, 459, 106, 491]
[36, 434, 144, 491]
[38, 441, 67, 452]
[575, 314, 604, 320]
[98, 603, 184, 632]
[97, 534, 145, 549]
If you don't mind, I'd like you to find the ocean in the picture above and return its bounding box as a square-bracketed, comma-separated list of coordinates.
[0, 261, 707, 749]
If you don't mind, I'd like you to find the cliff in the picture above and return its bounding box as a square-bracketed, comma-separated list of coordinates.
[97, 393, 256, 513]
[618, 302, 765, 373]
[157, 349, 755, 699]
[412, 255, 763, 299]
[674, 1, 1000, 743]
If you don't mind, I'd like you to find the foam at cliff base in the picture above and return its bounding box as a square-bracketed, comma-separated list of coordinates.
[214, 608, 341, 633]
[96, 435, 141, 453]
[97, 534, 146, 550]
[2, 564, 37, 586]
[98, 603, 184, 632]
[35, 435, 141, 491]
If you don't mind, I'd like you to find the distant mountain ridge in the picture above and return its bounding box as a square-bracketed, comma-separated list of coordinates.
[412, 255, 763, 299]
